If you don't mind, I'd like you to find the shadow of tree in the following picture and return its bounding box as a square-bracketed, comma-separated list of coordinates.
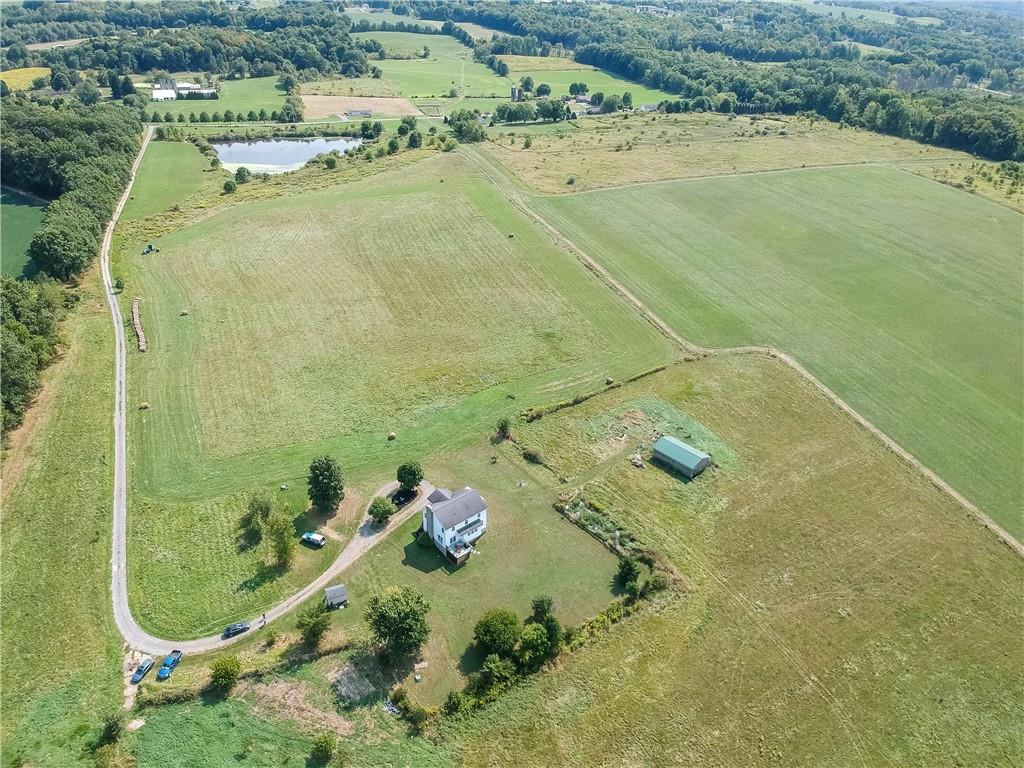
[457, 642, 486, 678]
[235, 562, 286, 593]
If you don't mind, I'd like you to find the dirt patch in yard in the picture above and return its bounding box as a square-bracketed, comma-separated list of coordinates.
[330, 662, 377, 705]
[302, 95, 423, 120]
[242, 680, 352, 735]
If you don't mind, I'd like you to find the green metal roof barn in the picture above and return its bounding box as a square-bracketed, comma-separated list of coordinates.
[651, 435, 711, 479]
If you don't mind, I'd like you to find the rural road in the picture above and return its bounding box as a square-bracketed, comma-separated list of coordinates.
[101, 127, 434, 656]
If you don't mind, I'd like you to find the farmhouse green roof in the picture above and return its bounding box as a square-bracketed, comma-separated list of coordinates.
[652, 435, 709, 469]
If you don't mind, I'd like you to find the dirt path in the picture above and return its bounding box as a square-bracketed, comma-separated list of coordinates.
[462, 145, 1024, 559]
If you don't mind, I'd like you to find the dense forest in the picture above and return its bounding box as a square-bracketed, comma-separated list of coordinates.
[0, 96, 141, 436]
[414, 0, 1024, 160]
[1, 2, 370, 80]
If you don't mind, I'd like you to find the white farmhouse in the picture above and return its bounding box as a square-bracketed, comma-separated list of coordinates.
[421, 487, 488, 564]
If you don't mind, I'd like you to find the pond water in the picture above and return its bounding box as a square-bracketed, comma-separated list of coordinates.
[213, 137, 362, 174]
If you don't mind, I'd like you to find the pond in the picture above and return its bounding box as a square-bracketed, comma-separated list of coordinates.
[213, 137, 363, 174]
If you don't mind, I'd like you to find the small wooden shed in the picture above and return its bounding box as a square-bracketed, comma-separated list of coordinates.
[324, 584, 349, 609]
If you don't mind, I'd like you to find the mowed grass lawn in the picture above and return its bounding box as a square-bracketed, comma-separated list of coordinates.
[321, 447, 620, 705]
[121, 141, 211, 222]
[141, 76, 287, 118]
[354, 31, 510, 98]
[1, 187, 46, 278]
[438, 357, 1023, 766]
[534, 166, 1023, 535]
[120, 150, 673, 634]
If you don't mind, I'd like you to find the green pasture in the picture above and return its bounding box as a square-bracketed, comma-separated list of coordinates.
[344, 8, 443, 28]
[770, 0, 942, 24]
[142, 77, 287, 119]
[1, 187, 46, 278]
[121, 141, 212, 222]
[118, 149, 673, 633]
[0, 279, 122, 766]
[355, 31, 511, 98]
[437, 357, 1022, 766]
[533, 165, 1023, 535]
[500, 57, 675, 105]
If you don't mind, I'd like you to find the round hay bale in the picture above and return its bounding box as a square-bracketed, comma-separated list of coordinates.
[180, 309, 189, 316]
[138, 402, 150, 410]
[387, 431, 397, 441]
[606, 377, 614, 385]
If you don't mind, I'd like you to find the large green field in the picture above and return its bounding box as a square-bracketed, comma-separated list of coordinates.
[0, 187, 45, 278]
[142, 76, 287, 119]
[354, 31, 510, 98]
[121, 141, 211, 222]
[0, 276, 122, 766]
[119, 150, 674, 635]
[533, 166, 1023, 535]
[499, 55, 676, 105]
[130, 354, 1024, 766]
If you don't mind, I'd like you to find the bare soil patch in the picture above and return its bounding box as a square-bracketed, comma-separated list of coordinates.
[302, 95, 423, 120]
[242, 680, 352, 735]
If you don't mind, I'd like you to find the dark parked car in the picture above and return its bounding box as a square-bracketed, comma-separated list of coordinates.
[130, 657, 154, 684]
[223, 621, 251, 639]
[156, 650, 182, 681]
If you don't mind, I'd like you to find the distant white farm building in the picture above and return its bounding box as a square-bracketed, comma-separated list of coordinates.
[421, 487, 488, 565]
[345, 109, 372, 118]
[651, 435, 711, 479]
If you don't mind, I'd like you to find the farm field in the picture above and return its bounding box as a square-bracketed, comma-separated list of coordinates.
[769, 0, 942, 24]
[497, 55, 675, 104]
[140, 76, 287, 119]
[301, 94, 422, 119]
[0, 187, 46, 278]
[438, 357, 1022, 766]
[354, 31, 510, 98]
[117, 149, 674, 633]
[129, 355, 1024, 767]
[0, 65, 48, 90]
[533, 165, 1024, 535]
[481, 111, 965, 193]
[344, 8, 443, 28]
[121, 141, 211, 222]
[0, 272, 122, 767]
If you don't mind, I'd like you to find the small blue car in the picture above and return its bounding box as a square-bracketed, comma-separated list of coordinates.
[156, 650, 182, 681]
[130, 657, 154, 685]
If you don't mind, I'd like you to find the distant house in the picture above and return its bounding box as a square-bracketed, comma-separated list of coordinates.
[421, 487, 488, 564]
[651, 435, 711, 479]
[150, 77, 218, 101]
[638, 104, 659, 113]
[510, 85, 522, 103]
[345, 109, 372, 117]
[324, 584, 349, 609]
[151, 88, 177, 101]
[574, 94, 591, 104]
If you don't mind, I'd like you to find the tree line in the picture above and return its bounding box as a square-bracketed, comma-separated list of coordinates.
[414, 0, 1023, 160]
